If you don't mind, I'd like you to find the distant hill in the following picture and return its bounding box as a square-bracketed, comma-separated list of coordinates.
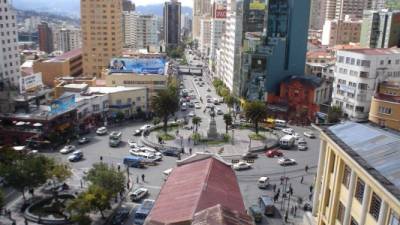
[137, 4, 192, 16]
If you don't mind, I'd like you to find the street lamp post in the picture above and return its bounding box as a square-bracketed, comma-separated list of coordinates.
[231, 129, 234, 145]
[248, 137, 252, 150]
[126, 166, 130, 189]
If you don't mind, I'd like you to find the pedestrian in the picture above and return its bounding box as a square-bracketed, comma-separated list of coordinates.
[136, 176, 139, 184]
[189, 148, 192, 155]
[309, 193, 313, 201]
[280, 176, 284, 185]
[285, 211, 288, 222]
[181, 147, 185, 154]
[294, 205, 297, 216]
[309, 185, 314, 193]
[300, 176, 304, 184]
[277, 188, 281, 195]
[273, 184, 276, 193]
[188, 137, 191, 143]
[291, 206, 294, 215]
[100, 156, 103, 161]
[305, 165, 309, 173]
[141, 174, 145, 182]
[273, 194, 278, 202]
[289, 187, 293, 196]
[24, 218, 29, 225]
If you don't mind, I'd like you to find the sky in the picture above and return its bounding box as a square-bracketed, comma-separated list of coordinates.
[131, 0, 193, 7]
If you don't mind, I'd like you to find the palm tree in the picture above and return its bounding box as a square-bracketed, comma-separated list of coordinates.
[244, 101, 267, 134]
[224, 94, 238, 113]
[192, 116, 202, 133]
[223, 113, 233, 134]
[151, 87, 179, 133]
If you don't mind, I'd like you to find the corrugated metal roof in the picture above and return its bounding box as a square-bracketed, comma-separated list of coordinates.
[145, 157, 246, 225]
[328, 122, 400, 192]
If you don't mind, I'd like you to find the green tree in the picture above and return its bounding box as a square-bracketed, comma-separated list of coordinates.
[84, 163, 125, 197]
[0, 155, 53, 200]
[223, 114, 233, 134]
[192, 116, 202, 133]
[85, 185, 111, 219]
[115, 111, 125, 121]
[224, 95, 238, 113]
[151, 87, 179, 133]
[48, 162, 72, 199]
[152, 117, 161, 126]
[244, 101, 267, 134]
[67, 190, 92, 224]
[327, 106, 342, 123]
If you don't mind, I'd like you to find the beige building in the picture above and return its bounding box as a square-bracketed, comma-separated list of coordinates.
[307, 121, 400, 225]
[369, 82, 400, 131]
[322, 18, 362, 46]
[81, 0, 123, 77]
[193, 0, 212, 40]
[33, 49, 83, 87]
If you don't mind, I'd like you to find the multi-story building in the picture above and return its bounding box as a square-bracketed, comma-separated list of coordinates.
[193, 0, 212, 40]
[163, 0, 181, 48]
[209, 0, 227, 75]
[306, 50, 335, 77]
[81, 0, 123, 78]
[58, 28, 82, 53]
[310, 121, 400, 225]
[332, 48, 400, 121]
[38, 22, 54, 54]
[181, 13, 192, 39]
[199, 18, 211, 57]
[33, 48, 83, 86]
[360, 10, 400, 49]
[309, 0, 327, 30]
[322, 17, 362, 46]
[325, 0, 373, 21]
[369, 81, 400, 130]
[123, 12, 159, 50]
[122, 0, 135, 12]
[0, 0, 20, 87]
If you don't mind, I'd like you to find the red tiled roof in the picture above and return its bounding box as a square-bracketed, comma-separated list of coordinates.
[339, 48, 400, 55]
[145, 158, 246, 225]
[192, 204, 254, 225]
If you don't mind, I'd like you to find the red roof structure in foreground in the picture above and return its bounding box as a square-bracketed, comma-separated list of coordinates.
[192, 204, 254, 225]
[145, 156, 247, 225]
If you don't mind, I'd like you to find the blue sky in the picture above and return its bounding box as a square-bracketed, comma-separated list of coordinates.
[132, 0, 193, 7]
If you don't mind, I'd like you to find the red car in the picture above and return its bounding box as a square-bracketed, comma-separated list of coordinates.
[266, 149, 283, 158]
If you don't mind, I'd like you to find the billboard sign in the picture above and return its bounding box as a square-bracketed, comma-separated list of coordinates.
[250, 0, 266, 10]
[19, 73, 43, 93]
[50, 95, 76, 115]
[214, 2, 227, 18]
[109, 58, 166, 75]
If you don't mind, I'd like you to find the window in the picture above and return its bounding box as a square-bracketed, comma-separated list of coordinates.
[355, 106, 364, 113]
[116, 99, 122, 105]
[379, 106, 392, 115]
[136, 97, 141, 101]
[337, 202, 345, 223]
[389, 210, 400, 225]
[369, 192, 381, 221]
[127, 98, 132, 104]
[350, 217, 359, 225]
[361, 60, 370, 67]
[358, 83, 368, 90]
[93, 104, 100, 112]
[342, 165, 351, 188]
[355, 178, 365, 202]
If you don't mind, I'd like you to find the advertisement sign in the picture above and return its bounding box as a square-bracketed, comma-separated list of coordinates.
[109, 58, 166, 75]
[19, 73, 43, 93]
[338, 85, 356, 94]
[50, 95, 76, 115]
[214, 2, 227, 19]
[250, 0, 266, 10]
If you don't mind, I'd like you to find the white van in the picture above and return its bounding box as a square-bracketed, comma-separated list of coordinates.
[257, 177, 270, 189]
[279, 135, 295, 149]
[275, 119, 287, 127]
[181, 103, 187, 111]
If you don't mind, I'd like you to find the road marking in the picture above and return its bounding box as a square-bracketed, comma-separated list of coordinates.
[137, 184, 162, 190]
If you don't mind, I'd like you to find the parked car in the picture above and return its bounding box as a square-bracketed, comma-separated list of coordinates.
[129, 188, 149, 202]
[242, 152, 258, 160]
[60, 145, 76, 154]
[216, 108, 223, 115]
[195, 103, 202, 109]
[188, 102, 195, 108]
[161, 149, 180, 157]
[188, 111, 195, 117]
[110, 207, 131, 225]
[278, 157, 296, 166]
[232, 162, 252, 170]
[68, 150, 83, 162]
[248, 205, 263, 223]
[292, 133, 301, 140]
[298, 144, 308, 151]
[282, 128, 294, 135]
[207, 98, 213, 103]
[304, 131, 315, 138]
[206, 103, 213, 108]
[96, 127, 108, 135]
[78, 137, 90, 145]
[257, 177, 270, 189]
[266, 149, 283, 158]
[140, 125, 152, 131]
[134, 129, 142, 136]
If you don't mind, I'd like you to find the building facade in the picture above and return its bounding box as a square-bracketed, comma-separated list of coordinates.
[325, 0, 373, 21]
[309, 0, 327, 30]
[38, 22, 54, 54]
[360, 10, 400, 49]
[199, 18, 211, 57]
[58, 28, 82, 53]
[369, 81, 400, 131]
[321, 18, 362, 46]
[311, 122, 400, 225]
[123, 12, 159, 50]
[192, 0, 212, 40]
[163, 0, 181, 48]
[81, 0, 123, 77]
[332, 48, 400, 121]
[0, 0, 20, 87]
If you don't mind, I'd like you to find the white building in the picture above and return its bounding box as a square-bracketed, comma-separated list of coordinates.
[210, 18, 226, 63]
[321, 17, 362, 46]
[332, 48, 400, 121]
[123, 12, 159, 50]
[0, 0, 20, 87]
[199, 18, 211, 57]
[216, 0, 242, 95]
[58, 28, 82, 52]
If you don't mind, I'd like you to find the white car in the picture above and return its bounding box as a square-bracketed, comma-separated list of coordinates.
[206, 103, 213, 108]
[216, 108, 223, 115]
[96, 127, 108, 135]
[298, 144, 308, 151]
[128, 139, 138, 148]
[195, 103, 202, 109]
[140, 147, 163, 158]
[304, 131, 316, 138]
[292, 133, 301, 140]
[129, 188, 149, 202]
[282, 128, 294, 135]
[278, 157, 296, 166]
[232, 162, 252, 171]
[188, 111, 195, 117]
[140, 125, 152, 131]
[60, 145, 76, 154]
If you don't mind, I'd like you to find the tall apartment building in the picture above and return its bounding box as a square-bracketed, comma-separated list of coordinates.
[123, 12, 159, 50]
[360, 10, 400, 49]
[81, 0, 123, 78]
[163, 0, 181, 48]
[199, 18, 211, 57]
[58, 28, 82, 52]
[38, 22, 54, 53]
[321, 17, 362, 46]
[0, 0, 20, 87]
[310, 121, 400, 225]
[309, 0, 327, 30]
[209, 18, 226, 72]
[332, 48, 400, 121]
[181, 13, 192, 39]
[122, 0, 135, 12]
[193, 0, 212, 40]
[325, 0, 372, 21]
